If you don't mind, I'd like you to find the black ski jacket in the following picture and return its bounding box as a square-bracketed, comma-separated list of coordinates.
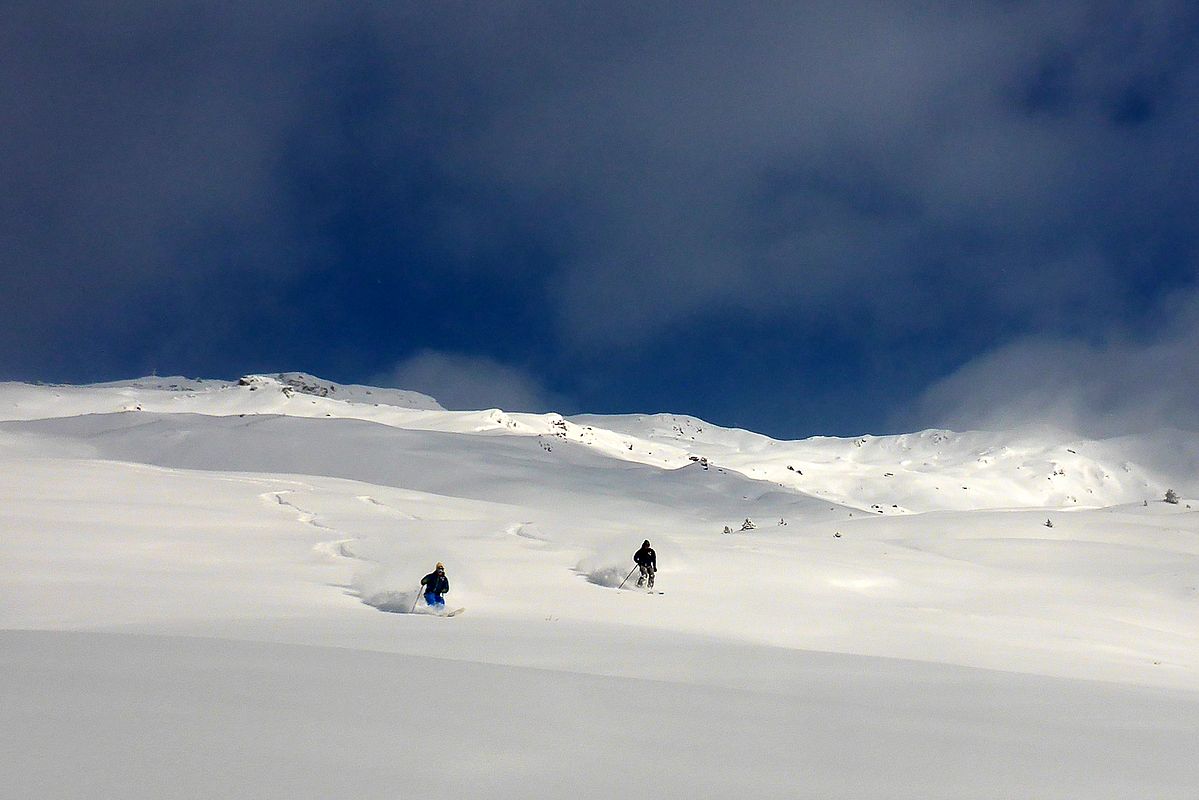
[421, 572, 449, 595]
[633, 546, 656, 568]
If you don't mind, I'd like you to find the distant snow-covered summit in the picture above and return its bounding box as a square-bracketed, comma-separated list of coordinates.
[234, 372, 443, 410]
[84, 372, 445, 411]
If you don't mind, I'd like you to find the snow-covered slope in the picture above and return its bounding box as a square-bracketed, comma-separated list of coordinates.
[3, 375, 1198, 799]
[5, 377, 1194, 513]
[571, 412, 1199, 512]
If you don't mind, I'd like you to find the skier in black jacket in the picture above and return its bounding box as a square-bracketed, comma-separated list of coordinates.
[420, 562, 450, 608]
[633, 540, 656, 588]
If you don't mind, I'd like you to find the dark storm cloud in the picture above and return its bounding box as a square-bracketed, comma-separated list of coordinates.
[2, 1, 1197, 432]
[0, 2, 618, 374]
[497, 1, 1199, 342]
[1, 3, 327, 372]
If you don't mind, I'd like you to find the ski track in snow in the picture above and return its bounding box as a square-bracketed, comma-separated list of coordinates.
[355, 493, 419, 519]
[260, 488, 435, 616]
[262, 489, 364, 562]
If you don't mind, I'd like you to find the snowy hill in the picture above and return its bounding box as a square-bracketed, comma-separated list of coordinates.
[5, 376, 1194, 514]
[573, 413, 1199, 512]
[2, 375, 1198, 798]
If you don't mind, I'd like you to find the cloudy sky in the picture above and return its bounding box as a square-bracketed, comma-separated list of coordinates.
[3, 1, 1197, 437]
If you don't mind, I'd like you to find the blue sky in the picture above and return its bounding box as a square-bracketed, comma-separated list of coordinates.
[3, 2, 1197, 437]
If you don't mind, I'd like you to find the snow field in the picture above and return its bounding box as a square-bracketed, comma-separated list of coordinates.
[2, 377, 1198, 797]
[7, 629, 1196, 800]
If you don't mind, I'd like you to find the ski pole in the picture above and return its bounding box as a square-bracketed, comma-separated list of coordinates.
[617, 565, 638, 590]
[410, 587, 423, 613]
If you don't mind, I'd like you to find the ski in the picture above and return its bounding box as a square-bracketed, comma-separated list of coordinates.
[441, 607, 465, 617]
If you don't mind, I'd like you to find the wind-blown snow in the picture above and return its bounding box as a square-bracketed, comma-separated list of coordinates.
[2, 376, 1197, 798]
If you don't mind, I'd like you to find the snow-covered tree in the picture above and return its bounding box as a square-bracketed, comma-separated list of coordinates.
[1165, 489, 1179, 504]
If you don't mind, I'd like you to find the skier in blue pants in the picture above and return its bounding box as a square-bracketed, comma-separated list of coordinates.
[420, 562, 449, 608]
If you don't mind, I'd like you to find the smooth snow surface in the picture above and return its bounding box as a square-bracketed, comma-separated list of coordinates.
[2, 376, 1198, 798]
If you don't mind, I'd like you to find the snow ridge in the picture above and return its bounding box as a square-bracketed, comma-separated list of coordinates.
[2, 376, 1193, 513]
